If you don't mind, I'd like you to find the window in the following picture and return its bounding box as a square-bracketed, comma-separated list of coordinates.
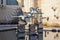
[6, 0, 18, 5]
[22, 0, 24, 7]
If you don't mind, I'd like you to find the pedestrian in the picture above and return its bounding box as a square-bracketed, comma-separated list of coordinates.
[18, 17, 27, 32]
[33, 18, 39, 30]
[16, 8, 23, 16]
[33, 18, 39, 26]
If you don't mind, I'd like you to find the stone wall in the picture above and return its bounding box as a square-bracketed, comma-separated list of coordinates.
[41, 0, 60, 27]
[0, 5, 18, 23]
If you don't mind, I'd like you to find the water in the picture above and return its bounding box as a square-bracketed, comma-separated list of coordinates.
[17, 28, 43, 40]
[18, 32, 43, 40]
